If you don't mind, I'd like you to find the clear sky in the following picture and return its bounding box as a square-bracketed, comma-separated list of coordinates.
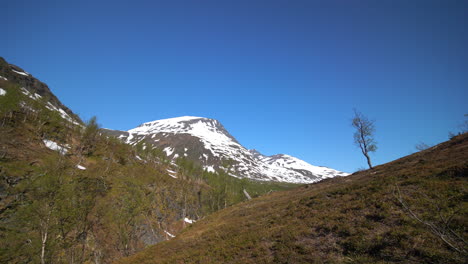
[3, 0, 467, 172]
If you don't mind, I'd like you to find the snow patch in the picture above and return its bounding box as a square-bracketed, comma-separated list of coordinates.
[167, 169, 178, 178]
[164, 230, 175, 238]
[21, 87, 32, 97]
[204, 166, 215, 173]
[76, 165, 86, 170]
[0, 75, 7, 81]
[126, 133, 134, 143]
[0, 88, 6, 96]
[184, 217, 196, 224]
[12, 69, 29, 76]
[18, 88, 79, 125]
[24, 95, 78, 125]
[163, 147, 174, 157]
[43, 139, 68, 154]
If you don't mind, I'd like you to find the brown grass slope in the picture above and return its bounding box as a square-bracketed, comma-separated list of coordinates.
[118, 134, 468, 264]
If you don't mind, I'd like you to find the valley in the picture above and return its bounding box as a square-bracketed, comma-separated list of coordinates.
[1, 57, 466, 263]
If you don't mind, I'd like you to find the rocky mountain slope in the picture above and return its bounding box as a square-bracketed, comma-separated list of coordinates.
[104, 116, 348, 184]
[0, 57, 81, 124]
[118, 133, 468, 264]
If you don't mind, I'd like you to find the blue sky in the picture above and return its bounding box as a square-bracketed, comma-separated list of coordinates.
[3, 0, 467, 172]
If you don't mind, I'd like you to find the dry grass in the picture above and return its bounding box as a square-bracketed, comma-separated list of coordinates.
[118, 133, 468, 264]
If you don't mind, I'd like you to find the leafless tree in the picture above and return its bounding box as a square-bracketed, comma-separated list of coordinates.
[415, 142, 431, 151]
[352, 109, 377, 169]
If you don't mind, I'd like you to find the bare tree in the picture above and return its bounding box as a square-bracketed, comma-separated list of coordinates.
[449, 114, 468, 139]
[352, 109, 377, 169]
[415, 142, 431, 151]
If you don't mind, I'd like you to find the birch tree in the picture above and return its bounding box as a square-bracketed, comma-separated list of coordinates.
[352, 109, 377, 169]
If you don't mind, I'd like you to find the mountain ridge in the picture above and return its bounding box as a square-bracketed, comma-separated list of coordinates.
[0, 57, 82, 124]
[103, 116, 349, 183]
[0, 56, 347, 184]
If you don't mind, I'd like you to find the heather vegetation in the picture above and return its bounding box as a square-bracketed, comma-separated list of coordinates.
[119, 133, 468, 264]
[0, 81, 296, 263]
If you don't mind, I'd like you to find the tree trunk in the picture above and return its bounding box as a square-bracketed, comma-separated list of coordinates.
[243, 189, 252, 200]
[41, 226, 48, 264]
[41, 231, 47, 264]
[364, 152, 373, 169]
[40, 210, 51, 264]
[224, 184, 228, 208]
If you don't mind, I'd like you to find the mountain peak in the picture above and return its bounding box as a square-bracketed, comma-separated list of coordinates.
[141, 116, 206, 125]
[128, 116, 237, 144]
[109, 116, 349, 183]
[132, 116, 223, 132]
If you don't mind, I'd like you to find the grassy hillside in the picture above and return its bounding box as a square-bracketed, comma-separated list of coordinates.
[118, 133, 468, 264]
[0, 75, 296, 263]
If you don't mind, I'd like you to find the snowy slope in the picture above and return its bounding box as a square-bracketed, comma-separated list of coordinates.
[109, 116, 348, 184]
[0, 57, 82, 124]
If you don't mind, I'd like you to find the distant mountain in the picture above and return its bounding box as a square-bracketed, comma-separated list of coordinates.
[103, 116, 348, 183]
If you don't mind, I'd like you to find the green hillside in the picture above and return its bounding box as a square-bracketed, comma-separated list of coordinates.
[118, 134, 468, 264]
[0, 72, 295, 263]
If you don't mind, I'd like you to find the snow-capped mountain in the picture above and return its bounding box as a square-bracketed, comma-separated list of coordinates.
[104, 116, 348, 183]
